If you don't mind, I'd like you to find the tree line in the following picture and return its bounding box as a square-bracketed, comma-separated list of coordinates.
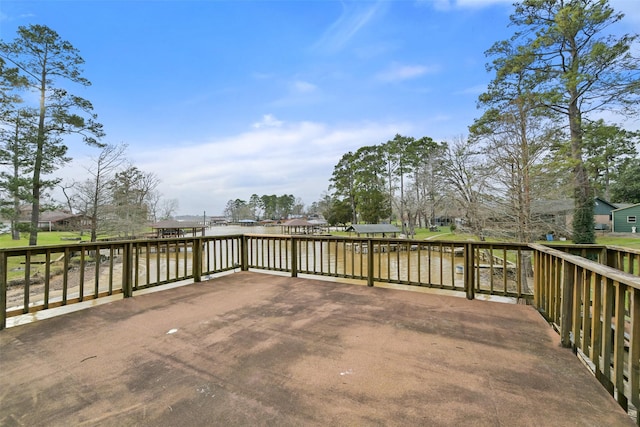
[0, 25, 176, 244]
[224, 194, 304, 222]
[318, 0, 639, 244]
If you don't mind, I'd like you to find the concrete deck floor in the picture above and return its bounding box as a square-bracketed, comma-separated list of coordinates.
[0, 271, 633, 426]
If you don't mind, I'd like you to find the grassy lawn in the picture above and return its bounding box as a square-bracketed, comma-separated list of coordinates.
[0, 231, 106, 282]
[0, 231, 89, 248]
[594, 235, 640, 250]
[333, 226, 640, 250]
[333, 226, 459, 240]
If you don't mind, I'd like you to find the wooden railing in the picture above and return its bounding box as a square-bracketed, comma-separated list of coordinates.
[244, 235, 534, 300]
[0, 235, 243, 326]
[0, 234, 638, 420]
[546, 244, 640, 277]
[533, 243, 640, 417]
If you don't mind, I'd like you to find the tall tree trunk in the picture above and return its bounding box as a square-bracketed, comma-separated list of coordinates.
[11, 114, 21, 241]
[29, 64, 48, 246]
[569, 99, 595, 244]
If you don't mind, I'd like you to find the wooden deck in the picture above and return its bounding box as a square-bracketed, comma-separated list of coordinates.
[0, 272, 633, 426]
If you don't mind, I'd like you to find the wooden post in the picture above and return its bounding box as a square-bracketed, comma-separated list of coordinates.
[367, 239, 374, 287]
[193, 238, 202, 282]
[600, 278, 615, 395]
[613, 283, 628, 411]
[572, 267, 583, 354]
[464, 243, 474, 300]
[590, 273, 603, 381]
[533, 251, 541, 308]
[629, 288, 640, 412]
[560, 260, 574, 348]
[241, 235, 248, 271]
[122, 243, 133, 298]
[0, 252, 7, 330]
[291, 236, 298, 278]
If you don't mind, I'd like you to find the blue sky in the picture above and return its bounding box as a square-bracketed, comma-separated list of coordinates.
[1, 0, 638, 216]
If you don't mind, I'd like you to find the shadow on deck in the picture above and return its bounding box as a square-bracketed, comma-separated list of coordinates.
[0, 271, 633, 426]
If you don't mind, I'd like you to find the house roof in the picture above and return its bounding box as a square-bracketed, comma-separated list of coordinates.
[150, 220, 205, 230]
[282, 219, 314, 227]
[594, 197, 618, 214]
[345, 224, 401, 234]
[39, 211, 79, 222]
[611, 202, 640, 213]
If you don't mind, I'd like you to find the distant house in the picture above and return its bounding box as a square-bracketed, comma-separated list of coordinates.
[531, 199, 574, 233]
[209, 216, 227, 226]
[593, 197, 619, 230]
[17, 208, 90, 232]
[281, 218, 315, 235]
[611, 203, 640, 233]
[528, 197, 621, 234]
[150, 220, 206, 237]
[345, 224, 401, 238]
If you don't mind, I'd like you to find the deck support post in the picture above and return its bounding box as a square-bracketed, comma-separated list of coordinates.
[0, 252, 6, 330]
[367, 239, 374, 287]
[464, 243, 474, 300]
[560, 260, 574, 347]
[122, 242, 133, 298]
[240, 235, 248, 271]
[193, 238, 202, 282]
[291, 236, 298, 278]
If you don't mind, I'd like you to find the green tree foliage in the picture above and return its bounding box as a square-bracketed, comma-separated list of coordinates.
[411, 141, 448, 228]
[382, 134, 423, 234]
[0, 108, 37, 239]
[249, 194, 262, 219]
[471, 52, 560, 242]
[106, 166, 158, 237]
[276, 194, 295, 219]
[224, 199, 250, 223]
[583, 120, 638, 201]
[484, 0, 640, 243]
[0, 24, 104, 245]
[224, 194, 301, 222]
[352, 145, 390, 224]
[328, 138, 443, 227]
[610, 159, 640, 203]
[329, 152, 358, 224]
[319, 194, 353, 226]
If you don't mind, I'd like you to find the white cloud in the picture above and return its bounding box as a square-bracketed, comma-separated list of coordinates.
[376, 63, 439, 82]
[292, 80, 317, 94]
[426, 0, 639, 22]
[455, 0, 513, 7]
[269, 79, 322, 108]
[454, 84, 486, 95]
[252, 114, 284, 129]
[421, 0, 513, 11]
[120, 118, 412, 215]
[312, 0, 387, 53]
